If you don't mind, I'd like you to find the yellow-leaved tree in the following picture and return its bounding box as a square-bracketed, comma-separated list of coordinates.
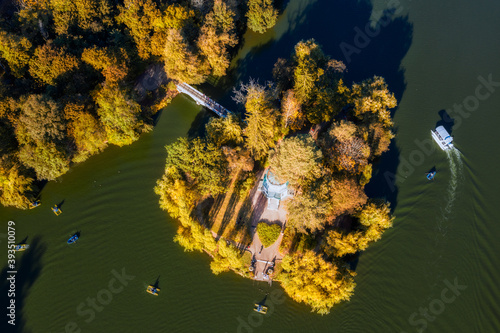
[279, 251, 356, 314]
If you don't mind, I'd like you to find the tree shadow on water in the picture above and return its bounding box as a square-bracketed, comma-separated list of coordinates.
[0, 236, 46, 333]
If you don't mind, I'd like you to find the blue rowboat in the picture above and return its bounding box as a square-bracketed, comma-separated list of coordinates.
[67, 233, 79, 244]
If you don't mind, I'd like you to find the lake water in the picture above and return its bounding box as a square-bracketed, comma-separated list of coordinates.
[1, 0, 500, 332]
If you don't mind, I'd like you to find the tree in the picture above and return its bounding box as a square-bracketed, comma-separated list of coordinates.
[292, 40, 327, 104]
[323, 121, 370, 174]
[16, 94, 66, 145]
[205, 114, 243, 147]
[286, 188, 331, 233]
[222, 147, 254, 172]
[268, 135, 322, 187]
[351, 76, 397, 128]
[326, 176, 367, 219]
[64, 102, 107, 163]
[0, 31, 32, 78]
[163, 29, 209, 84]
[50, 0, 113, 34]
[210, 240, 243, 275]
[324, 201, 394, 257]
[357, 201, 394, 234]
[94, 84, 145, 146]
[81, 46, 129, 83]
[116, 0, 160, 59]
[243, 82, 279, 160]
[29, 43, 79, 85]
[246, 0, 278, 34]
[155, 166, 199, 220]
[163, 137, 228, 196]
[174, 222, 216, 253]
[18, 141, 70, 180]
[197, 0, 237, 77]
[256, 222, 281, 247]
[280, 90, 303, 130]
[366, 122, 393, 158]
[287, 175, 367, 232]
[0, 162, 35, 209]
[279, 251, 356, 314]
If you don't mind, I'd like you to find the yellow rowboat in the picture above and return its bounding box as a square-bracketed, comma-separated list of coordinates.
[146, 285, 160, 296]
[253, 304, 267, 314]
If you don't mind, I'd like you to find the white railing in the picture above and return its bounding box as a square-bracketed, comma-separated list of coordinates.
[176, 83, 231, 118]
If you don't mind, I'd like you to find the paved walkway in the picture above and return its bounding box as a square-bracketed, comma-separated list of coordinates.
[249, 230, 284, 282]
[247, 183, 288, 282]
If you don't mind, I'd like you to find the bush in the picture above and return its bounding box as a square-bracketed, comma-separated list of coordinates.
[257, 222, 281, 247]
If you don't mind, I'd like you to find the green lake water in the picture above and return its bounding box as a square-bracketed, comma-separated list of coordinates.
[2, 0, 500, 332]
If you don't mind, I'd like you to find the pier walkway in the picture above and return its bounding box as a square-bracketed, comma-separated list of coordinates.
[176, 82, 231, 118]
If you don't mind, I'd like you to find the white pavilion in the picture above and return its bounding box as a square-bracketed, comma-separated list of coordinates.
[257, 169, 293, 211]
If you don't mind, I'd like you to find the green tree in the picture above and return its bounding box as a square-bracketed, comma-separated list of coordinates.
[243, 82, 279, 160]
[280, 251, 356, 314]
[210, 240, 243, 275]
[246, 0, 278, 34]
[18, 141, 70, 180]
[268, 134, 322, 187]
[94, 84, 145, 146]
[256, 222, 281, 247]
[163, 137, 228, 196]
[292, 40, 326, 104]
[205, 114, 243, 147]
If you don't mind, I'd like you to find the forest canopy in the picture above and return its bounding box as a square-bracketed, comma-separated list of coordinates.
[0, 0, 279, 209]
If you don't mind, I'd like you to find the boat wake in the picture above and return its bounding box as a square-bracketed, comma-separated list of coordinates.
[443, 148, 464, 217]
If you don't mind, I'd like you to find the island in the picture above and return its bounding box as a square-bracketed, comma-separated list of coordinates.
[155, 39, 396, 314]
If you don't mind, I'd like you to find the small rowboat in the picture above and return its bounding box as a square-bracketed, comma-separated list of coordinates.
[52, 205, 62, 216]
[67, 233, 79, 244]
[14, 244, 29, 252]
[146, 285, 160, 296]
[253, 304, 268, 314]
[426, 171, 436, 180]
